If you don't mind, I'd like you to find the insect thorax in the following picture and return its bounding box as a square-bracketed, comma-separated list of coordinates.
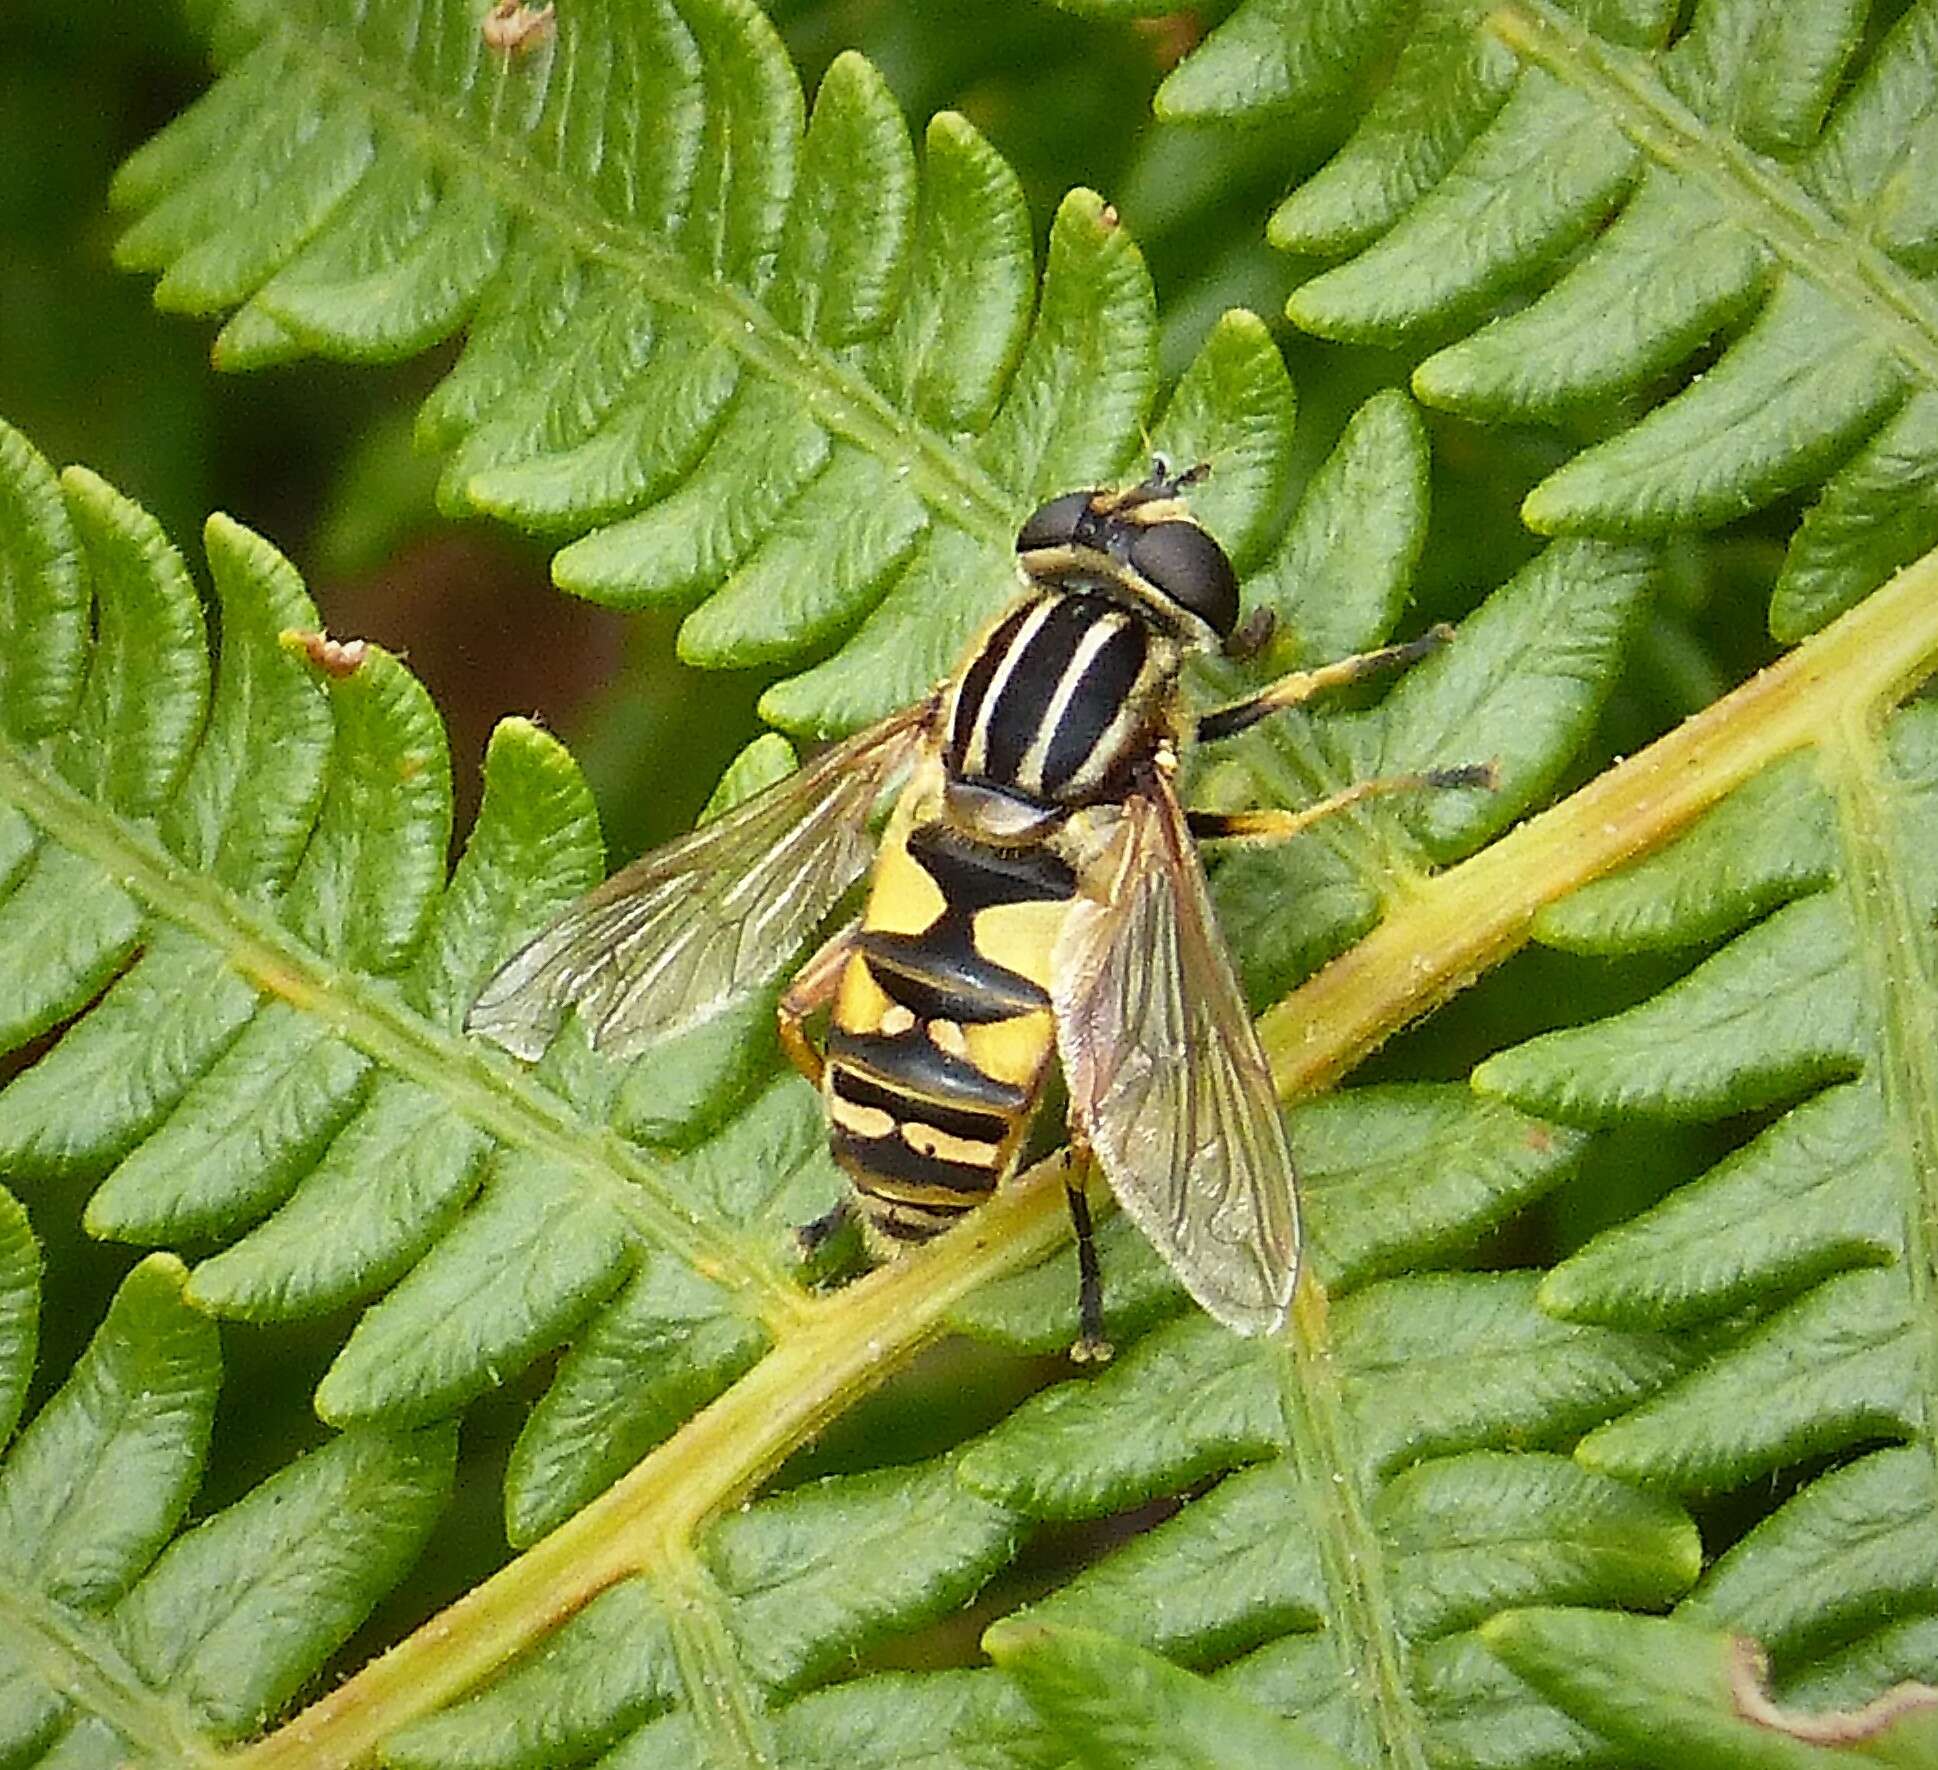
[943, 590, 1180, 814]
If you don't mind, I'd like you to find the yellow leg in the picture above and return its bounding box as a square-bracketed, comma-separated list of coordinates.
[1197, 624, 1455, 743]
[777, 918, 860, 1088]
[1188, 763, 1497, 844]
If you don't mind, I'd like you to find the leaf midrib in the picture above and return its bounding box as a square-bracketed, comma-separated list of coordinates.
[0, 736, 807, 1326]
[216, 1, 1020, 548]
[0, 1578, 220, 1770]
[1278, 1288, 1432, 1770]
[659, 1547, 781, 1770]
[1818, 718, 1938, 1511]
[1489, 0, 1938, 399]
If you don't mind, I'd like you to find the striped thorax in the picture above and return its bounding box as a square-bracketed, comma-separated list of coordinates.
[945, 593, 1176, 808]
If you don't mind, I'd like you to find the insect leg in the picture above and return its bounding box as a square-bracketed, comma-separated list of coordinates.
[1196, 624, 1455, 743]
[1064, 1152, 1113, 1365]
[794, 1195, 854, 1258]
[777, 917, 862, 1088]
[1222, 606, 1276, 661]
[1188, 764, 1499, 844]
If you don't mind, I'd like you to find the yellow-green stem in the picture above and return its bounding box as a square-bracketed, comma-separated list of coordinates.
[1259, 545, 1938, 1089]
[234, 1173, 1072, 1770]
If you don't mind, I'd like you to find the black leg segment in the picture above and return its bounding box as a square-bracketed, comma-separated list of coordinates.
[794, 1194, 854, 1258]
[1197, 623, 1456, 744]
[1065, 1175, 1112, 1364]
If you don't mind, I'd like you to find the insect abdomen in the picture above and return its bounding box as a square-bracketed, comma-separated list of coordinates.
[826, 822, 1076, 1248]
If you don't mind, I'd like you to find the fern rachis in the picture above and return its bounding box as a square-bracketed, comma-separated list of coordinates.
[8, 0, 1938, 1764]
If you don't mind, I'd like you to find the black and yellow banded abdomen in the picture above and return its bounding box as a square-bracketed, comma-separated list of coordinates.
[826, 821, 1076, 1248]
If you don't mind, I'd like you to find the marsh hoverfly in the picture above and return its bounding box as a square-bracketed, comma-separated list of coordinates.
[469, 463, 1485, 1354]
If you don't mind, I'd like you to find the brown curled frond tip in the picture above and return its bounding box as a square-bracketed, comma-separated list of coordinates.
[483, 1, 556, 52]
[286, 630, 368, 679]
[1729, 1635, 1938, 1746]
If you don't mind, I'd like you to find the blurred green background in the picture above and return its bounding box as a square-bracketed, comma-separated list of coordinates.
[3, 0, 1802, 1673]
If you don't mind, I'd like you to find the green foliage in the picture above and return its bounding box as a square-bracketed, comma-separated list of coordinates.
[1144, 0, 1938, 643]
[983, 1620, 1363, 1770]
[1485, 1609, 1938, 1769]
[8, 0, 1938, 1764]
[0, 413, 786, 1468]
[0, 367, 1681, 1762]
[1469, 700, 1938, 1716]
[104, 0, 1179, 737]
[0, 1218, 451, 1764]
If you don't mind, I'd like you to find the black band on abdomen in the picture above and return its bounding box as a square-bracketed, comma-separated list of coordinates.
[828, 1026, 1031, 1114]
[832, 1123, 999, 1197]
[856, 931, 1049, 1022]
[830, 1065, 1013, 1146]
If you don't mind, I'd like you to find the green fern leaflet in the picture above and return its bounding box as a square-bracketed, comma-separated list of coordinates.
[109, 0, 1172, 736]
[10, 0, 1938, 1763]
[1142, 0, 1938, 646]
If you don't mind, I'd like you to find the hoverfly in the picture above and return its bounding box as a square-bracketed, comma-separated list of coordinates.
[469, 462, 1486, 1355]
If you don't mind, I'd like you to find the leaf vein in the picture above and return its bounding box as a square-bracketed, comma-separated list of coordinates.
[1491, 1, 1938, 398]
[225, 2, 1018, 544]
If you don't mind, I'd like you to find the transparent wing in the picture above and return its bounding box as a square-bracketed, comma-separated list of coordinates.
[1051, 775, 1299, 1335]
[468, 704, 931, 1061]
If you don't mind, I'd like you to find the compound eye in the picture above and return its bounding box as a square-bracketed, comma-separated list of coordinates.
[1015, 491, 1096, 553]
[1130, 520, 1240, 638]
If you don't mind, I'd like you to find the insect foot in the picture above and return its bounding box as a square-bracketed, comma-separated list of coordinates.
[1068, 1330, 1115, 1365]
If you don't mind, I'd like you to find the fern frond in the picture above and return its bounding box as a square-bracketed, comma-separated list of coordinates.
[35, 0, 1938, 1756]
[392, 1273, 1693, 1770]
[1474, 685, 1938, 1708]
[1147, 0, 1938, 642]
[104, 0, 1205, 734]
[0, 414, 807, 1446]
[19, 389, 1938, 1765]
[0, 294, 1682, 1769]
[0, 1215, 450, 1764]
